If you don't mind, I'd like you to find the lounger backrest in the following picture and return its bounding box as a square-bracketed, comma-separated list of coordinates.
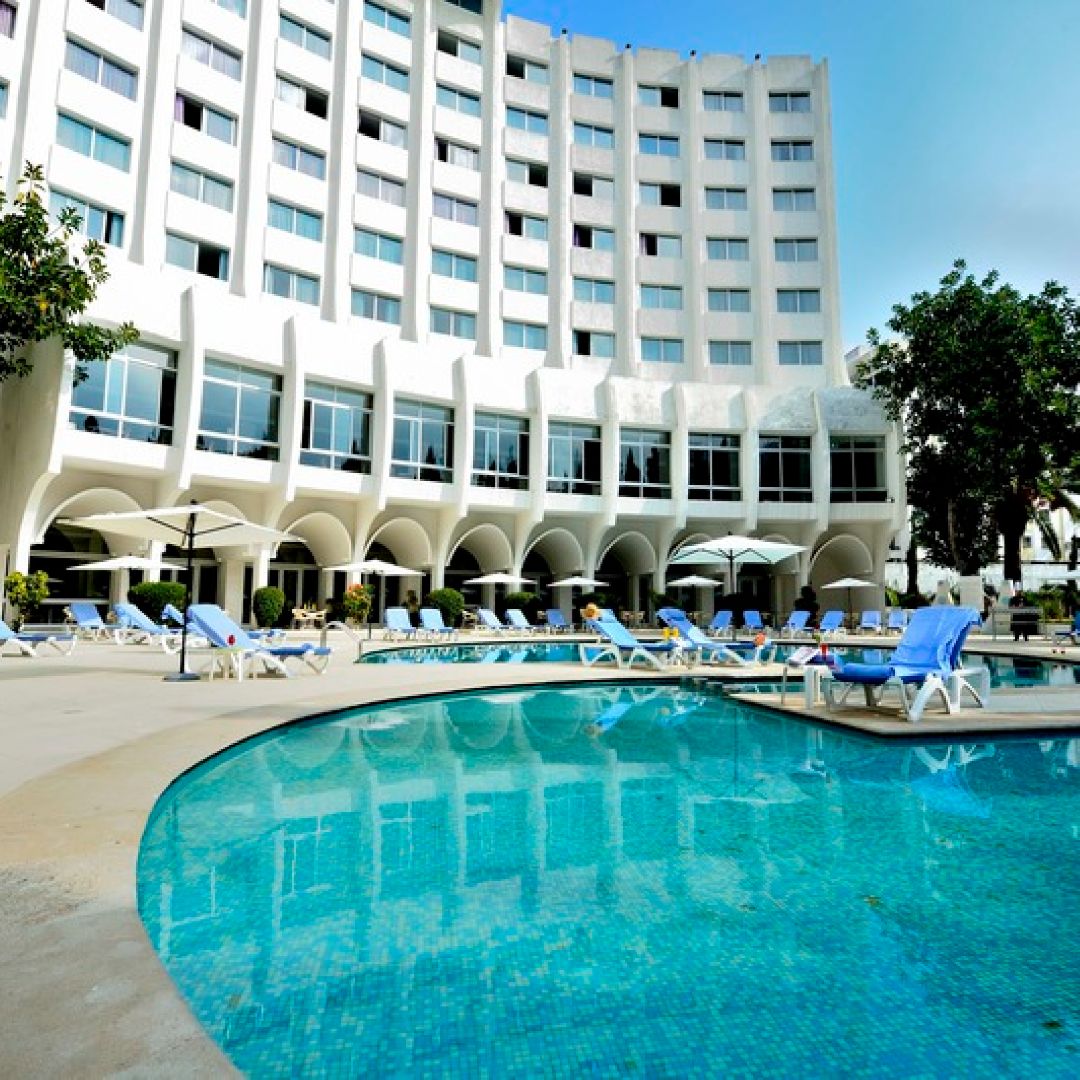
[656, 607, 708, 647]
[187, 604, 259, 650]
[892, 606, 980, 674]
[820, 610, 843, 631]
[385, 607, 412, 631]
[743, 610, 763, 629]
[420, 608, 447, 631]
[709, 610, 732, 631]
[114, 602, 157, 632]
[70, 601, 104, 627]
[505, 609, 531, 629]
[860, 611, 881, 628]
[478, 607, 503, 629]
[785, 611, 810, 629]
[545, 608, 568, 629]
[588, 615, 641, 649]
[162, 603, 186, 625]
[887, 610, 907, 630]
[0, 618, 16, 640]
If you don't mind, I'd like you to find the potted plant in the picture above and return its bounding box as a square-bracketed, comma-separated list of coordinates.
[3, 570, 50, 630]
[341, 583, 373, 626]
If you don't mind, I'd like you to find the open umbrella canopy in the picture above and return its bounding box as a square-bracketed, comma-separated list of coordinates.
[670, 535, 805, 592]
[465, 572, 536, 586]
[551, 575, 607, 588]
[66, 555, 185, 572]
[666, 575, 722, 588]
[822, 577, 876, 590]
[63, 504, 296, 549]
[328, 559, 420, 576]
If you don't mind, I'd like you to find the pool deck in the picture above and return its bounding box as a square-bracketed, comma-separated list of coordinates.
[1, 629, 1078, 1076]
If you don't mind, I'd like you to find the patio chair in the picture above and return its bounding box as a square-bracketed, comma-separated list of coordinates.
[1053, 612, 1080, 646]
[477, 607, 510, 632]
[821, 606, 985, 723]
[0, 618, 78, 657]
[858, 610, 883, 634]
[579, 611, 678, 671]
[779, 610, 811, 638]
[187, 604, 332, 677]
[384, 607, 419, 640]
[420, 607, 456, 639]
[68, 601, 109, 639]
[707, 610, 733, 636]
[657, 607, 774, 666]
[505, 608, 540, 633]
[742, 609, 765, 633]
[112, 602, 182, 652]
[886, 609, 908, 634]
[544, 608, 571, 633]
[162, 603, 186, 626]
[818, 610, 844, 637]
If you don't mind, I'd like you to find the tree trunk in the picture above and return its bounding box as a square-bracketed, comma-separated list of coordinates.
[996, 494, 1029, 584]
[905, 539, 919, 595]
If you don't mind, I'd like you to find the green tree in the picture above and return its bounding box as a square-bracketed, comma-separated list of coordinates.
[3, 570, 50, 628]
[858, 261, 1080, 581]
[0, 162, 138, 382]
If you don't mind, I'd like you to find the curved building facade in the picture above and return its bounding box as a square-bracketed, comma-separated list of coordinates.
[0, 0, 902, 620]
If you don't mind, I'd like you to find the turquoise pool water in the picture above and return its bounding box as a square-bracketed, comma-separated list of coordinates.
[137, 685, 1080, 1078]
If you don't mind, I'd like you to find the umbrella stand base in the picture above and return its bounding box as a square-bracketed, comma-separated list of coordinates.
[163, 672, 201, 683]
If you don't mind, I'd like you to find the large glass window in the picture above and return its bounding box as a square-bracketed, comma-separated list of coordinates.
[175, 94, 236, 144]
[361, 54, 408, 91]
[504, 266, 547, 294]
[181, 29, 242, 81]
[775, 238, 818, 262]
[830, 436, 887, 503]
[688, 433, 740, 501]
[49, 190, 124, 247]
[438, 83, 483, 116]
[773, 188, 816, 211]
[573, 277, 615, 304]
[759, 435, 812, 502]
[65, 39, 138, 99]
[573, 173, 614, 200]
[572, 224, 613, 251]
[702, 90, 743, 112]
[358, 110, 406, 147]
[171, 162, 234, 212]
[301, 383, 372, 473]
[391, 400, 454, 482]
[363, 0, 409, 37]
[641, 338, 683, 363]
[547, 422, 601, 495]
[351, 289, 401, 325]
[639, 134, 679, 157]
[357, 168, 405, 205]
[70, 341, 176, 443]
[639, 233, 681, 258]
[573, 330, 615, 358]
[708, 288, 751, 313]
[778, 340, 823, 366]
[777, 288, 821, 313]
[197, 360, 281, 459]
[706, 237, 748, 261]
[772, 140, 813, 162]
[267, 199, 322, 240]
[705, 187, 748, 211]
[640, 285, 682, 310]
[506, 106, 547, 134]
[280, 14, 331, 59]
[619, 429, 671, 499]
[430, 308, 476, 340]
[573, 122, 614, 149]
[263, 263, 320, 306]
[709, 340, 752, 366]
[473, 413, 529, 489]
[56, 114, 130, 171]
[504, 321, 547, 350]
[769, 91, 811, 113]
[434, 193, 479, 226]
[436, 138, 479, 170]
[433, 249, 477, 282]
[355, 227, 403, 264]
[272, 136, 325, 179]
[165, 233, 229, 280]
[276, 75, 328, 119]
[85, 0, 144, 31]
[1, 2, 17, 36]
[573, 74, 613, 98]
[704, 138, 745, 161]
[437, 30, 480, 64]
[506, 158, 547, 187]
[506, 55, 547, 84]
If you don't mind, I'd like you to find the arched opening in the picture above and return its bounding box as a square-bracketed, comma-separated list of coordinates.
[596, 531, 658, 625]
[447, 523, 514, 610]
[809, 534, 877, 623]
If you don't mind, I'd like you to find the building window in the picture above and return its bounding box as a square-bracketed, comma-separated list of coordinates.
[641, 338, 683, 363]
[620, 429, 670, 498]
[276, 75, 328, 119]
[702, 90, 743, 112]
[573, 224, 614, 251]
[165, 233, 229, 279]
[709, 340, 752, 366]
[507, 55, 548, 84]
[775, 238, 818, 262]
[70, 341, 176, 443]
[507, 106, 548, 135]
[355, 227, 404, 264]
[639, 182, 681, 208]
[759, 435, 812, 501]
[573, 122, 614, 149]
[706, 237, 749, 261]
[391, 400, 454, 482]
[773, 187, 816, 211]
[445, 0, 482, 13]
[267, 198, 322, 240]
[351, 289, 401, 324]
[769, 91, 811, 113]
[639, 133, 679, 157]
[704, 138, 745, 161]
[573, 72, 613, 97]
[688, 433, 740, 501]
[830, 436, 887, 503]
[473, 413, 529, 488]
[431, 307, 476, 340]
[433, 249, 478, 282]
[181, 29, 242, 81]
[705, 187, 748, 211]
[506, 158, 547, 187]
[778, 289, 821, 313]
[64, 39, 138, 99]
[437, 29, 480, 64]
[506, 211, 548, 240]
[171, 162, 234, 212]
[211, 0, 246, 15]
[434, 192, 479, 226]
[772, 140, 813, 162]
[638, 85, 678, 108]
[358, 110, 407, 147]
[272, 136, 325, 179]
[778, 341, 824, 366]
[84, 0, 143, 31]
[435, 137, 479, 170]
[56, 114, 130, 171]
[707, 288, 751, 313]
[49, 190, 124, 247]
[640, 285, 682, 311]
[504, 266, 547, 295]
[357, 168, 405, 205]
[639, 233, 682, 258]
[301, 382, 372, 473]
[363, 1, 409, 37]
[280, 14, 331, 59]
[198, 360, 281, 460]
[437, 83, 482, 117]
[573, 277, 615, 304]
[263, 263, 320, 306]
[0, 1, 15, 35]
[573, 330, 615, 358]
[503, 321, 547, 350]
[175, 94, 236, 145]
[573, 173, 614, 200]
[548, 421, 602, 495]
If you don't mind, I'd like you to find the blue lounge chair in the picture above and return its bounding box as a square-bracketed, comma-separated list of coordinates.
[384, 607, 419, 640]
[858, 610, 882, 633]
[707, 610, 733, 635]
[779, 610, 811, 638]
[818, 610, 844, 636]
[113, 602, 182, 652]
[544, 608, 571, 633]
[580, 611, 677, 670]
[886, 609, 908, 634]
[742, 609, 765, 633]
[68, 601, 108, 639]
[0, 618, 77, 657]
[657, 608, 773, 666]
[420, 607, 456, 638]
[187, 604, 332, 677]
[822, 606, 985, 722]
[1053, 612, 1080, 646]
[505, 608, 540, 633]
[477, 607, 510, 632]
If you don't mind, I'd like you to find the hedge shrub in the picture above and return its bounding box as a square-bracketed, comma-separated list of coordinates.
[129, 580, 186, 623]
[252, 586, 286, 628]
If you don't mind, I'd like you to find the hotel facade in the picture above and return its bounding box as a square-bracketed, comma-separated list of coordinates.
[0, 0, 902, 620]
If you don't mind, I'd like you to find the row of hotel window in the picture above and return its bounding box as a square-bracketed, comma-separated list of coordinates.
[69, 346, 885, 501]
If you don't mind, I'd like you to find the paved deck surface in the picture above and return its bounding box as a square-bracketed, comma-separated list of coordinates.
[1, 629, 1077, 1076]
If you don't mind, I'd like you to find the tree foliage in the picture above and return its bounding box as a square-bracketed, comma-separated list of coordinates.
[0, 162, 138, 382]
[858, 261, 1080, 579]
[3, 570, 50, 627]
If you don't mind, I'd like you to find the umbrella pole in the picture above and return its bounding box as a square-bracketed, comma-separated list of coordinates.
[165, 512, 200, 682]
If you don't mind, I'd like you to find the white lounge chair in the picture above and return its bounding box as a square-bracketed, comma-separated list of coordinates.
[113, 602, 182, 652]
[579, 612, 677, 670]
[419, 607, 456, 639]
[187, 604, 331, 677]
[0, 618, 77, 657]
[505, 608, 540, 633]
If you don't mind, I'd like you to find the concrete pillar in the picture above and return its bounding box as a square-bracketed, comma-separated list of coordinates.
[219, 558, 246, 620]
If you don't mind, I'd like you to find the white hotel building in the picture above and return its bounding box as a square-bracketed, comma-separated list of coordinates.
[0, 0, 902, 621]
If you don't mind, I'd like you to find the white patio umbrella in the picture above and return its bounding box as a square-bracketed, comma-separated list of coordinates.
[551, 576, 607, 589]
[63, 504, 297, 681]
[665, 575, 722, 589]
[821, 576, 877, 625]
[66, 555, 185, 572]
[464, 572, 536, 586]
[669, 535, 805, 592]
[328, 558, 421, 638]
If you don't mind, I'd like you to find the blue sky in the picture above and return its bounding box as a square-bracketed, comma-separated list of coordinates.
[507, 0, 1080, 349]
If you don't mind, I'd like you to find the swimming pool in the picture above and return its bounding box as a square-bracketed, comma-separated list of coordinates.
[137, 684, 1080, 1077]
